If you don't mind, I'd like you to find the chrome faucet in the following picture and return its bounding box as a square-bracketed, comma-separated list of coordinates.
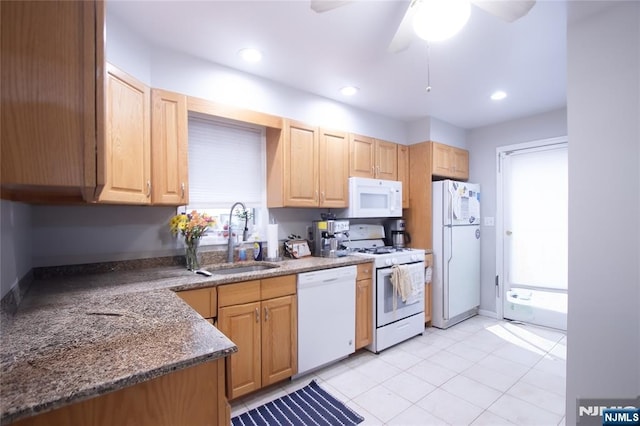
[227, 201, 247, 262]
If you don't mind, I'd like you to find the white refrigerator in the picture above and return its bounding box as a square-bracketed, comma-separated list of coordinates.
[432, 180, 481, 329]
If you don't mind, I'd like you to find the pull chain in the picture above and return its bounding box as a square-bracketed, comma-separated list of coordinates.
[426, 42, 432, 92]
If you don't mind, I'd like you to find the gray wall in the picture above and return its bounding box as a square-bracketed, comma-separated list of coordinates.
[1, 200, 32, 298]
[565, 2, 640, 423]
[466, 108, 568, 313]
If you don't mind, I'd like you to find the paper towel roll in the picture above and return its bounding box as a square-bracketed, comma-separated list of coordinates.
[267, 224, 278, 259]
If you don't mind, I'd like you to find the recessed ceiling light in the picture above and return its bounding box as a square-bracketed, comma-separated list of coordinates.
[238, 48, 262, 63]
[340, 86, 359, 96]
[491, 90, 507, 101]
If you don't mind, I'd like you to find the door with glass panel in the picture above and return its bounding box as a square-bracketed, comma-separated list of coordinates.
[498, 140, 568, 330]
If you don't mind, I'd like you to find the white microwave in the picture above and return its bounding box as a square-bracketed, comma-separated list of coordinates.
[347, 177, 402, 218]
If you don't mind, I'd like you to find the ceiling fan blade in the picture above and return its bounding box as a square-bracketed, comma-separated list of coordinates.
[387, 0, 421, 54]
[471, 0, 536, 22]
[310, 0, 353, 13]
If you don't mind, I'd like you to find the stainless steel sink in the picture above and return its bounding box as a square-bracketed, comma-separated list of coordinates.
[207, 263, 279, 275]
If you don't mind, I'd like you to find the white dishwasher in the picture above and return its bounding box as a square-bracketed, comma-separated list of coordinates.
[296, 265, 357, 377]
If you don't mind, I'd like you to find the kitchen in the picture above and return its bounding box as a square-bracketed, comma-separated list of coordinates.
[1, 1, 639, 426]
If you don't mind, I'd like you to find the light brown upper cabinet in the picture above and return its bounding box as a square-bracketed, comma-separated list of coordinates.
[97, 64, 151, 204]
[349, 135, 398, 180]
[98, 68, 189, 206]
[267, 120, 348, 208]
[431, 141, 469, 181]
[0, 0, 104, 203]
[397, 145, 410, 208]
[151, 89, 188, 205]
[318, 129, 349, 208]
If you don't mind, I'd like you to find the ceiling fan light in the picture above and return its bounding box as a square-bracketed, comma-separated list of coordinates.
[413, 0, 471, 42]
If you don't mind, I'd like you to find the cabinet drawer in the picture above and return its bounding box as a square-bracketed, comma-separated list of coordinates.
[356, 263, 373, 281]
[177, 287, 217, 318]
[218, 280, 261, 307]
[261, 275, 296, 299]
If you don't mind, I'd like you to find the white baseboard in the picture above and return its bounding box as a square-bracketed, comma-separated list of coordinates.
[478, 309, 498, 319]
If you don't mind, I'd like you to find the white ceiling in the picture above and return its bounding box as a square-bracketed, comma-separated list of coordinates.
[108, 0, 567, 130]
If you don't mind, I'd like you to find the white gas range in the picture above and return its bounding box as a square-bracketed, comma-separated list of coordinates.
[345, 224, 426, 353]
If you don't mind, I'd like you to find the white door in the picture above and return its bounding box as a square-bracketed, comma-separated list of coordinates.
[497, 138, 568, 330]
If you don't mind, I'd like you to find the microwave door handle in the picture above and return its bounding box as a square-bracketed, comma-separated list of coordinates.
[390, 188, 397, 212]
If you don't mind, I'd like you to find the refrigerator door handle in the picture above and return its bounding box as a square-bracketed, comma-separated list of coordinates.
[443, 225, 453, 321]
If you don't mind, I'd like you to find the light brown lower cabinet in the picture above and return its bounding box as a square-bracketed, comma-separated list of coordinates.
[355, 263, 373, 350]
[12, 359, 229, 426]
[217, 276, 297, 400]
[425, 254, 433, 325]
[177, 286, 217, 321]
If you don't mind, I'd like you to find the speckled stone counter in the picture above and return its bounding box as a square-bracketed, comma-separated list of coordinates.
[0, 255, 372, 424]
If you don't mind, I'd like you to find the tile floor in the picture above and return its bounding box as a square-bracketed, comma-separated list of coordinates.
[231, 315, 567, 425]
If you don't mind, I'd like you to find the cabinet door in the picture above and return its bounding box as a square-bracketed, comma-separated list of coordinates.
[349, 134, 375, 178]
[319, 129, 349, 208]
[98, 64, 151, 203]
[261, 295, 297, 386]
[375, 140, 398, 180]
[397, 145, 410, 208]
[218, 301, 261, 400]
[284, 121, 319, 207]
[151, 89, 188, 205]
[425, 254, 433, 324]
[1, 0, 102, 202]
[431, 142, 452, 177]
[355, 278, 373, 349]
[451, 147, 469, 180]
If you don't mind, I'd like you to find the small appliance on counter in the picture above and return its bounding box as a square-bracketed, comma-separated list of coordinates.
[309, 218, 350, 258]
[384, 218, 411, 248]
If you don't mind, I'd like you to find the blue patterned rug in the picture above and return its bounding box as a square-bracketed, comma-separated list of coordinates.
[231, 380, 364, 426]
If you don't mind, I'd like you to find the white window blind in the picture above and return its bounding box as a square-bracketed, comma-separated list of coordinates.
[187, 113, 264, 209]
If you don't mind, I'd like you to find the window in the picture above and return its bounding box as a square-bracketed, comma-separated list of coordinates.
[183, 113, 266, 245]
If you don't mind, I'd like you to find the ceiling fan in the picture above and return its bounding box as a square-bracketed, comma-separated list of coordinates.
[310, 0, 536, 53]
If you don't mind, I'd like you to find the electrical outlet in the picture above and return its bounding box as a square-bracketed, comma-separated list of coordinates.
[484, 216, 495, 227]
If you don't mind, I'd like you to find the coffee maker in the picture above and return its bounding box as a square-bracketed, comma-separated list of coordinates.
[384, 218, 411, 248]
[310, 219, 350, 257]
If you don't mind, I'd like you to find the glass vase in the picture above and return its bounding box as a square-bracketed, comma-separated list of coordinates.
[185, 238, 200, 271]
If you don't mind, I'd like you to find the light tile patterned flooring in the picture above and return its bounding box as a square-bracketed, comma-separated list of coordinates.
[231, 315, 567, 425]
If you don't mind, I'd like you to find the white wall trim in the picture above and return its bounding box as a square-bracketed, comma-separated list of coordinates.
[478, 309, 498, 319]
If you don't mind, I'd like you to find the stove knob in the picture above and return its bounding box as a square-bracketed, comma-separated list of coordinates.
[385, 259, 392, 266]
[392, 257, 398, 265]
[411, 254, 419, 261]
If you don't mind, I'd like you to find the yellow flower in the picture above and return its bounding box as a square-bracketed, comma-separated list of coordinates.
[169, 211, 216, 240]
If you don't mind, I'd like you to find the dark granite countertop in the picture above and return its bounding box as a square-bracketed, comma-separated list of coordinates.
[0, 255, 373, 424]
